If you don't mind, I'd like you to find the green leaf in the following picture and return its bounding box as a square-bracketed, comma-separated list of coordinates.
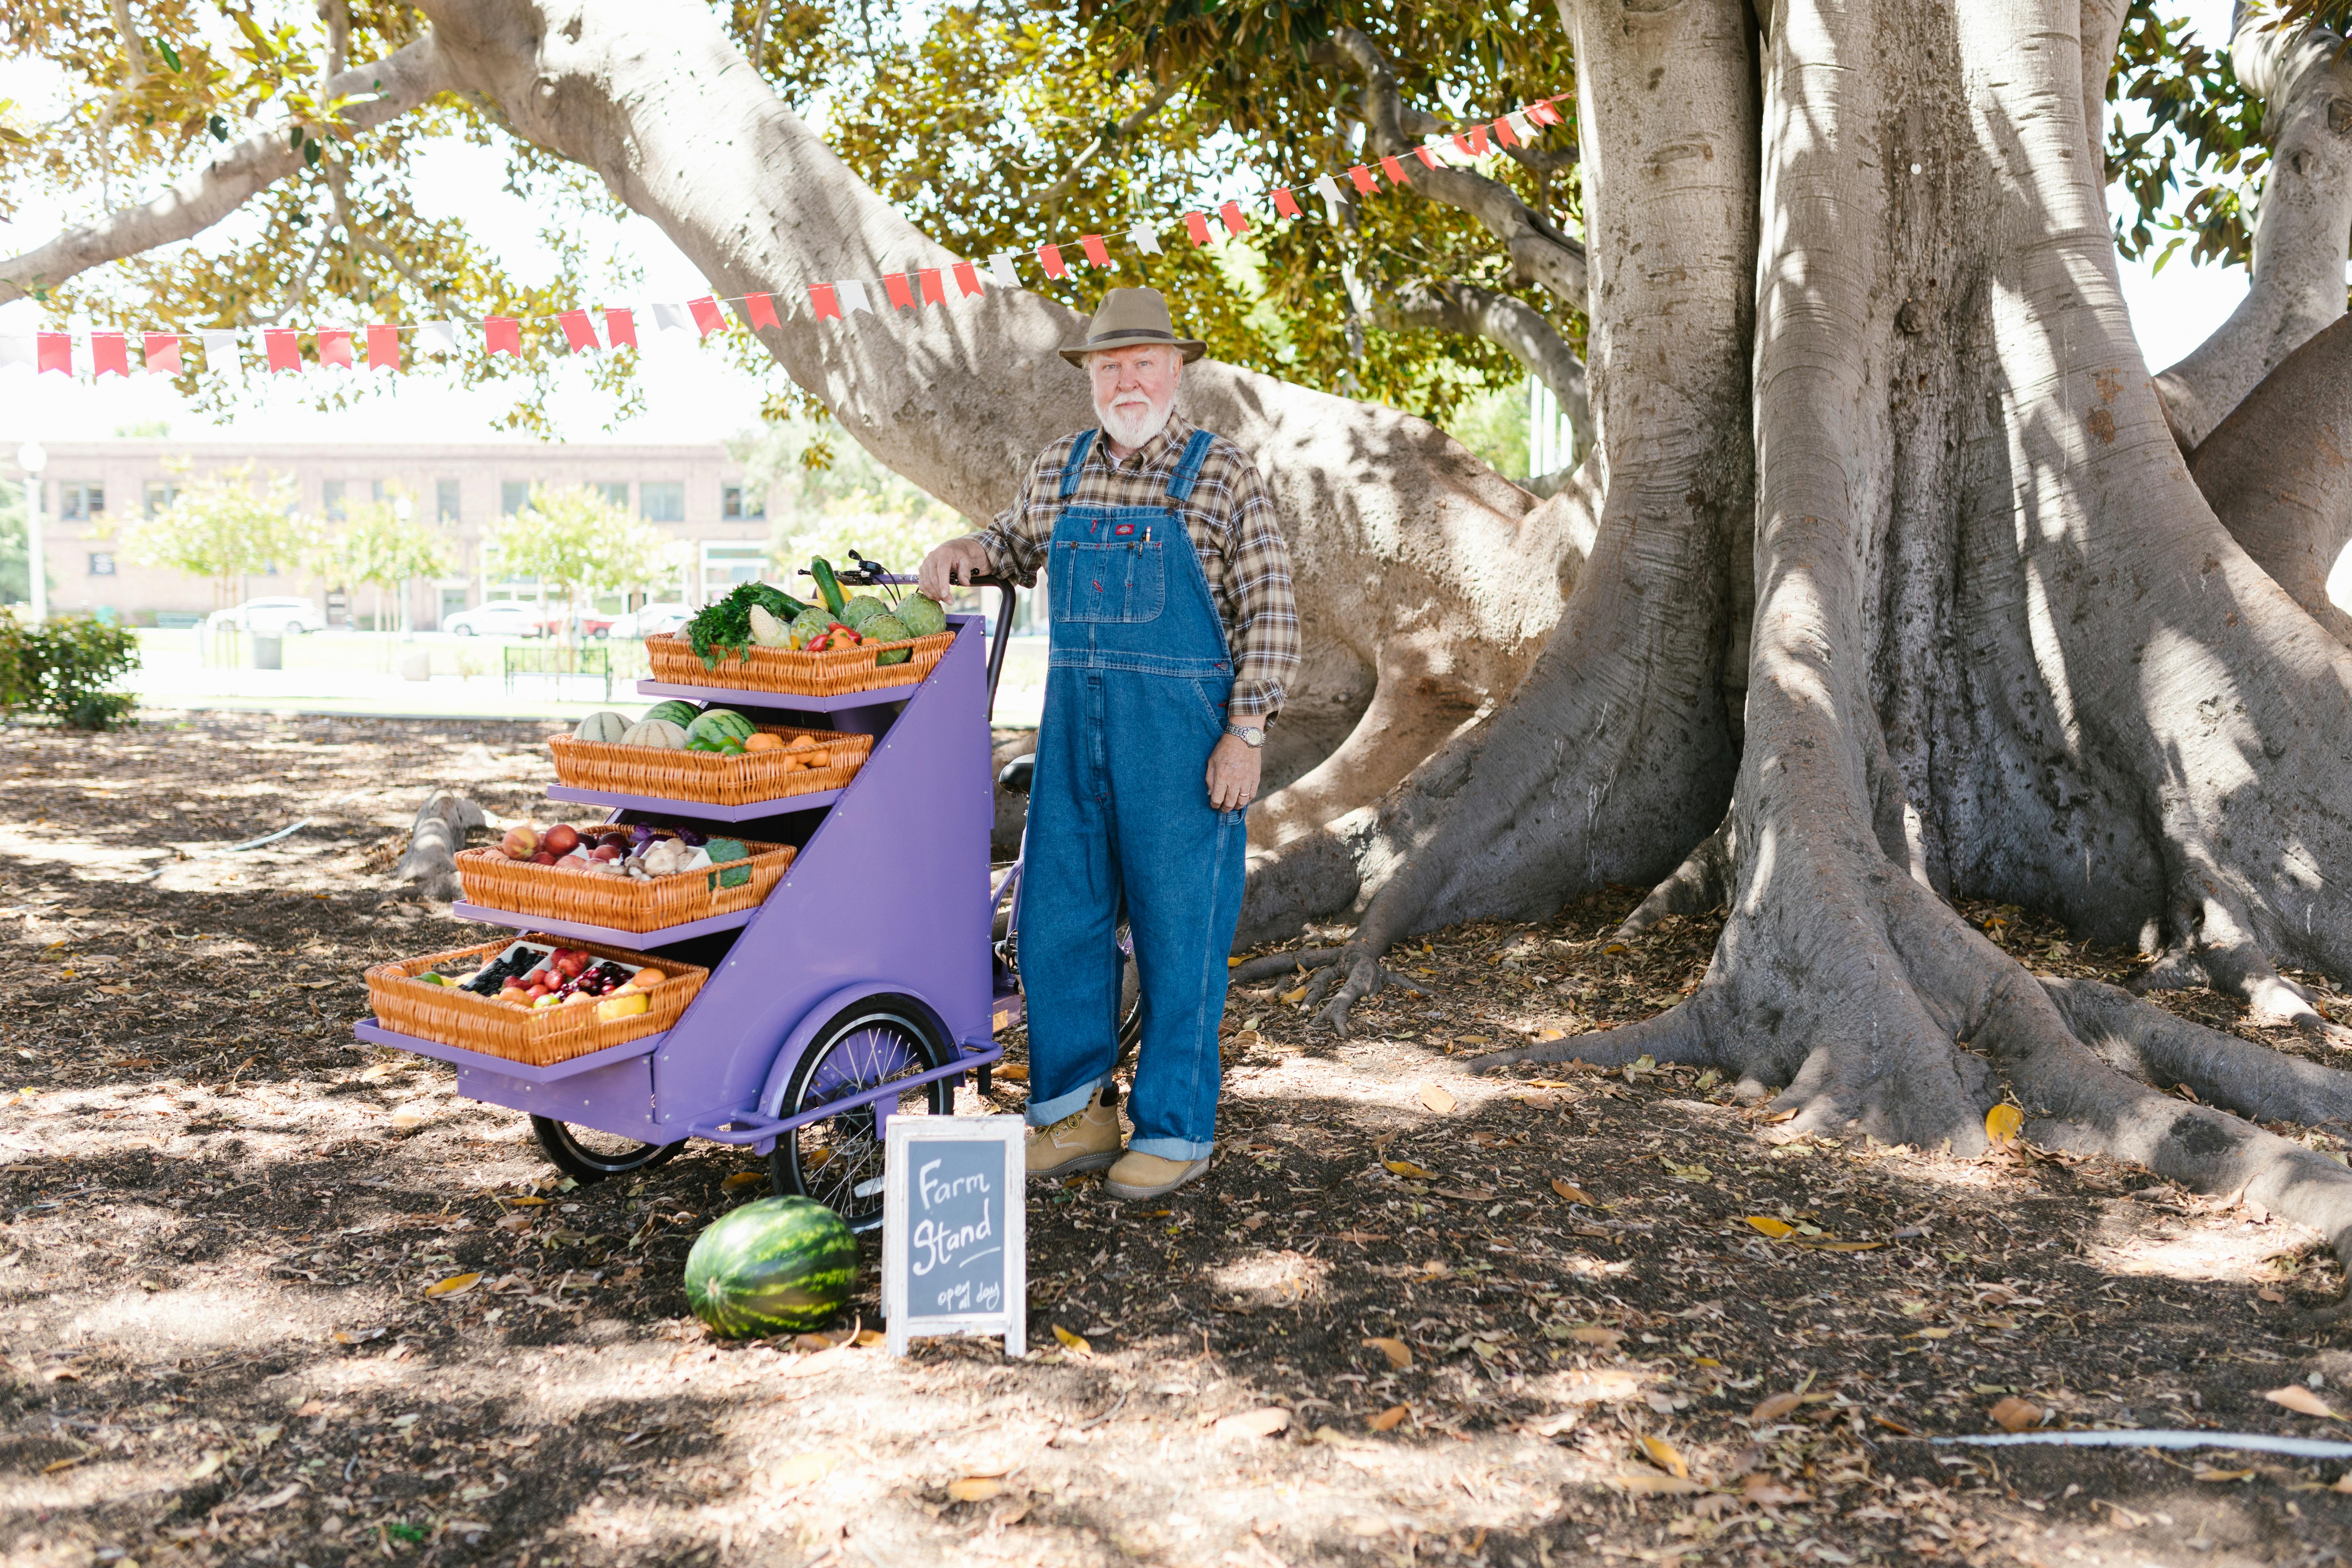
[157, 38, 183, 72]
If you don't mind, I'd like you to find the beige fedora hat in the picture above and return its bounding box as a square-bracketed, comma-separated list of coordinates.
[1058, 287, 1207, 366]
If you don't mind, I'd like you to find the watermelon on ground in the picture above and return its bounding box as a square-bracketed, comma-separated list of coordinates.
[642, 699, 700, 729]
[684, 1196, 858, 1338]
[685, 709, 757, 749]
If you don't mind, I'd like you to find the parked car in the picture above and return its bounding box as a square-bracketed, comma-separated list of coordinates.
[536, 610, 618, 639]
[203, 596, 325, 636]
[443, 601, 542, 637]
[606, 602, 693, 639]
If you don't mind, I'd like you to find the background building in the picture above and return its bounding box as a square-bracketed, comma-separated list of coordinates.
[1, 440, 775, 629]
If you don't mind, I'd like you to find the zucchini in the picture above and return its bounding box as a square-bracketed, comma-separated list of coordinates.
[809, 557, 847, 617]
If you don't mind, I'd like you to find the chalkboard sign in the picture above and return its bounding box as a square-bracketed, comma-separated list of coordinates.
[881, 1115, 1026, 1358]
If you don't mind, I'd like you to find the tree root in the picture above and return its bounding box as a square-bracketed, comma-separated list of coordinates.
[1281, 946, 1434, 1035]
[1229, 948, 1343, 986]
[1610, 822, 1731, 942]
[2043, 977, 2352, 1128]
[2132, 892, 2352, 1045]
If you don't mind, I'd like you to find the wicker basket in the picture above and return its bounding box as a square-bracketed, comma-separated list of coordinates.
[365, 934, 707, 1068]
[644, 629, 954, 697]
[549, 723, 874, 807]
[453, 832, 795, 934]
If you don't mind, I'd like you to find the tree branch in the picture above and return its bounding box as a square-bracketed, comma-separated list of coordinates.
[0, 33, 453, 307]
[1369, 278, 1590, 462]
[1031, 77, 1185, 217]
[2154, 4, 2352, 447]
[1320, 27, 1588, 309]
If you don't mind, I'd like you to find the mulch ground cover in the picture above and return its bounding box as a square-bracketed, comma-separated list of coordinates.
[2, 713, 2350, 1568]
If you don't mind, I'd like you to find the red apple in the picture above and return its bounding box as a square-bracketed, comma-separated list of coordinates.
[590, 844, 620, 862]
[543, 824, 581, 856]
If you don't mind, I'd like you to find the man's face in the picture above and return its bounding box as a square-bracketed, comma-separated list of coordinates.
[1087, 346, 1180, 450]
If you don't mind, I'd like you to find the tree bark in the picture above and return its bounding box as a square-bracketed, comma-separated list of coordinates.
[2154, 6, 2352, 448]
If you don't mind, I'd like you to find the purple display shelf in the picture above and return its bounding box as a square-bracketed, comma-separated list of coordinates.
[448, 900, 754, 949]
[632, 680, 916, 713]
[353, 1018, 665, 1083]
[544, 784, 842, 822]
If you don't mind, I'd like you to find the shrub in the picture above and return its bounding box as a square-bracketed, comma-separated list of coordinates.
[0, 614, 142, 730]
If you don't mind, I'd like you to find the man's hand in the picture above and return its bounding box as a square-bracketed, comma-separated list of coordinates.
[1206, 733, 1261, 812]
[918, 537, 993, 602]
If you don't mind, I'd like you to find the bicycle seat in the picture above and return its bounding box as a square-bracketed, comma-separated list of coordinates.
[997, 755, 1036, 796]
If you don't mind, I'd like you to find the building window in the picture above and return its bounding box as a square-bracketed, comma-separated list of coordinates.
[641, 481, 685, 523]
[436, 478, 461, 522]
[87, 552, 116, 577]
[595, 481, 629, 508]
[722, 482, 766, 520]
[322, 479, 347, 521]
[502, 480, 533, 516]
[57, 481, 104, 520]
[700, 542, 766, 602]
[144, 481, 180, 517]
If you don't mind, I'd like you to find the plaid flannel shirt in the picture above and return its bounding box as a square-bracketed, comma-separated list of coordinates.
[967, 413, 1300, 724]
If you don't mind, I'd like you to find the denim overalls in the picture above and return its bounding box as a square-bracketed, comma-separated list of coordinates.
[1020, 427, 1248, 1161]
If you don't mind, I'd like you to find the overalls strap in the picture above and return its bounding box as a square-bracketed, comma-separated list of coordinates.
[1058, 430, 1097, 499]
[1166, 429, 1217, 502]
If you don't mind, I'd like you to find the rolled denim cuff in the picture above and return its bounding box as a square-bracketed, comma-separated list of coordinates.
[1024, 1071, 1115, 1128]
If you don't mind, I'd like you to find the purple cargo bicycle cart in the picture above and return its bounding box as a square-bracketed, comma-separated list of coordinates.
[354, 569, 1068, 1234]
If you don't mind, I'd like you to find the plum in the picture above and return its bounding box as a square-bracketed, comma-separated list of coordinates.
[543, 824, 581, 856]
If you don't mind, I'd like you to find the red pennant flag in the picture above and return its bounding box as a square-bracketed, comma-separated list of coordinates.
[484, 316, 522, 356]
[91, 332, 129, 377]
[605, 308, 637, 349]
[1183, 211, 1212, 246]
[35, 332, 71, 374]
[1219, 201, 1249, 236]
[1038, 244, 1066, 279]
[558, 310, 600, 352]
[952, 260, 982, 297]
[1415, 144, 1441, 169]
[1529, 99, 1563, 126]
[1080, 233, 1111, 268]
[810, 284, 841, 321]
[882, 271, 915, 310]
[316, 328, 355, 368]
[365, 324, 400, 371]
[688, 296, 726, 336]
[918, 268, 946, 305]
[143, 332, 181, 374]
[265, 328, 302, 372]
[1468, 124, 1491, 154]
[1451, 133, 1476, 159]
[1348, 164, 1379, 195]
[746, 292, 781, 330]
[1492, 115, 1521, 148]
[1380, 155, 1407, 184]
[1273, 189, 1302, 219]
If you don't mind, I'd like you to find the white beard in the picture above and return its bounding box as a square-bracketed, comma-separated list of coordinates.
[1096, 389, 1174, 451]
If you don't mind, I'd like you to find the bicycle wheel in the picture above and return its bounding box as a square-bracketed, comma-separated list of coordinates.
[530, 1116, 685, 1182]
[769, 996, 955, 1233]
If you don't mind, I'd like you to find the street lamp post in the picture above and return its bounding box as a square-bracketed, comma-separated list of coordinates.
[14, 442, 47, 626]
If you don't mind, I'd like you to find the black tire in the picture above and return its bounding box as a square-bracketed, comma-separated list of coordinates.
[769, 995, 956, 1234]
[991, 894, 1143, 1064]
[530, 1115, 685, 1182]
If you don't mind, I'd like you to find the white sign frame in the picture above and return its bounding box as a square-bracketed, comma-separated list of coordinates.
[881, 1114, 1026, 1358]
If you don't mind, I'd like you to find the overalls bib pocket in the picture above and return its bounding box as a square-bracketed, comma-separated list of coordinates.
[1053, 537, 1166, 623]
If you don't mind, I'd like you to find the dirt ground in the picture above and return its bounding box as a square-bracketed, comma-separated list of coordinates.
[5, 713, 2352, 1568]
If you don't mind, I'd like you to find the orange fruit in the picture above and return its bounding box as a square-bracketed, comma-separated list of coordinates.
[743, 732, 784, 752]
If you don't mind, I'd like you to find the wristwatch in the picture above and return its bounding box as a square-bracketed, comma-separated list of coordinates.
[1225, 723, 1264, 748]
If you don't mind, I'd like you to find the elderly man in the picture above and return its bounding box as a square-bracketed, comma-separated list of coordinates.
[920, 288, 1298, 1202]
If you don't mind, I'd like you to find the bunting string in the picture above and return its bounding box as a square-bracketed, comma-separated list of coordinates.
[0, 97, 1564, 379]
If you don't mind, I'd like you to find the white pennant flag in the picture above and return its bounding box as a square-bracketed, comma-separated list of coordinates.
[835, 280, 874, 316]
[986, 252, 1020, 287]
[1505, 111, 1537, 143]
[1425, 134, 1474, 168]
[1312, 173, 1346, 224]
[651, 302, 690, 333]
[418, 320, 457, 354]
[198, 328, 241, 372]
[0, 336, 32, 371]
[1127, 223, 1162, 257]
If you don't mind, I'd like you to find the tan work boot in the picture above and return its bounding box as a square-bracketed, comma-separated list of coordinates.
[1026, 1089, 1121, 1180]
[1104, 1149, 1210, 1201]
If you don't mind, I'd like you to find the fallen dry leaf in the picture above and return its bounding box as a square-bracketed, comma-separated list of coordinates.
[852, 1329, 885, 1349]
[1368, 1405, 1409, 1432]
[1612, 1473, 1703, 1495]
[1742, 1474, 1809, 1506]
[1637, 1434, 1689, 1478]
[1912, 1328, 1953, 1340]
[994, 1063, 1029, 1082]
[772, 1452, 835, 1486]
[1569, 1326, 1626, 1348]
[424, 1272, 480, 1300]
[1989, 1396, 2042, 1432]
[779, 1348, 853, 1380]
[390, 1108, 426, 1132]
[1800, 1239, 1886, 1252]
[1052, 1324, 1092, 1356]
[1985, 1103, 2023, 1144]
[947, 1477, 1006, 1502]
[1214, 1407, 1292, 1440]
[720, 1172, 765, 1191]
[1551, 1179, 1596, 1205]
[2194, 1467, 2257, 1483]
[1537, 1027, 1566, 1041]
[1363, 1336, 1413, 1371]
[1280, 986, 1308, 1004]
[2265, 1385, 2342, 1421]
[1383, 1158, 1439, 1180]
[1419, 1084, 1457, 1114]
[1745, 1216, 1795, 1239]
[1750, 1392, 1802, 1423]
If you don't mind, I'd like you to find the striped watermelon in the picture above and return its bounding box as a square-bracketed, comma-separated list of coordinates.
[684, 1196, 858, 1338]
[642, 699, 700, 729]
[685, 708, 757, 749]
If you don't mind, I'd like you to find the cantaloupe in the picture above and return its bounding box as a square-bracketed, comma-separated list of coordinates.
[622, 718, 690, 749]
[574, 710, 632, 743]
